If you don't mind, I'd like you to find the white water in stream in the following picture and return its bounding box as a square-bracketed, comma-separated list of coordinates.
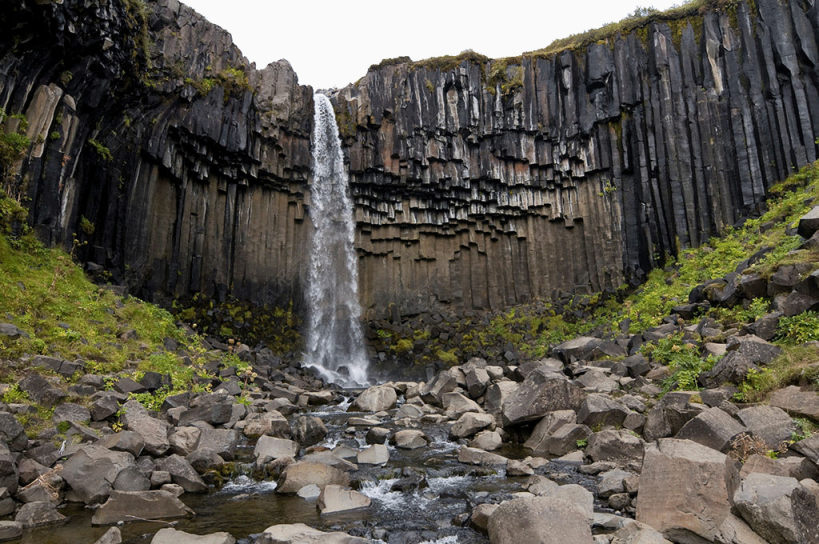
[304, 94, 370, 387]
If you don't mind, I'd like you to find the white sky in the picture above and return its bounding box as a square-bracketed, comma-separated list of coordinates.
[181, 0, 683, 89]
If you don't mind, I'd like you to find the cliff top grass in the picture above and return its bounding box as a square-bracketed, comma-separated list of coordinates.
[366, 0, 750, 79]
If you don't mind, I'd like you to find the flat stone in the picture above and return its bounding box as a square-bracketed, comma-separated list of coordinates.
[254, 436, 298, 465]
[256, 523, 369, 544]
[450, 412, 494, 438]
[770, 387, 819, 420]
[15, 501, 66, 528]
[356, 444, 389, 465]
[91, 490, 194, 525]
[317, 484, 371, 514]
[150, 528, 235, 544]
[457, 446, 507, 467]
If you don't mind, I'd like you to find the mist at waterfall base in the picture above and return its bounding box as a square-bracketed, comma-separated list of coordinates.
[303, 94, 370, 388]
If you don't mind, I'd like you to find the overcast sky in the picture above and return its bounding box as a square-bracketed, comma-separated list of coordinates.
[181, 0, 683, 89]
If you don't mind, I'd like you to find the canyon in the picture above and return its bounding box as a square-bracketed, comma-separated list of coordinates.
[1, 0, 818, 321]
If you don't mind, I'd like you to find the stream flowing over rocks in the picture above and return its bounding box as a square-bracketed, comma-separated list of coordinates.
[1, 294, 818, 544]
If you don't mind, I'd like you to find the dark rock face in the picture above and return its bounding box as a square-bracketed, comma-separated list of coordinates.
[0, 0, 312, 308]
[334, 0, 819, 316]
[2, 0, 818, 318]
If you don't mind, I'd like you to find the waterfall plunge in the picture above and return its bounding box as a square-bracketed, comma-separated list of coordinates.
[303, 94, 370, 387]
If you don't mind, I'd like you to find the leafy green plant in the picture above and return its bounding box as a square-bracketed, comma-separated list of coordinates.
[575, 438, 588, 449]
[776, 311, 819, 344]
[1, 384, 28, 404]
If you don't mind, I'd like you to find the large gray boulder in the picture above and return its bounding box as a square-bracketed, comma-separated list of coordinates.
[155, 455, 207, 493]
[420, 371, 457, 406]
[275, 462, 350, 494]
[242, 411, 290, 439]
[290, 416, 327, 448]
[91, 490, 194, 525]
[797, 205, 819, 238]
[501, 368, 585, 426]
[62, 445, 135, 504]
[120, 400, 170, 456]
[254, 436, 298, 465]
[770, 386, 819, 420]
[737, 406, 796, 450]
[636, 439, 739, 542]
[586, 430, 645, 467]
[14, 501, 66, 528]
[524, 410, 591, 457]
[350, 385, 397, 412]
[577, 394, 630, 428]
[675, 407, 746, 452]
[733, 473, 819, 544]
[450, 412, 494, 438]
[151, 528, 235, 544]
[487, 496, 593, 544]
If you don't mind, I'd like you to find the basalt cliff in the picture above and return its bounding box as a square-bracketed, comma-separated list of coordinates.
[1, 0, 818, 320]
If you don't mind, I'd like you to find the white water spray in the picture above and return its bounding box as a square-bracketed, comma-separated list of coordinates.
[303, 94, 370, 387]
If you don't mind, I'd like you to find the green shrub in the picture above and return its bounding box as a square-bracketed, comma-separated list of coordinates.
[776, 311, 819, 344]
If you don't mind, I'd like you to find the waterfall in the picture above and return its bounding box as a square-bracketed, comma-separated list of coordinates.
[303, 93, 370, 387]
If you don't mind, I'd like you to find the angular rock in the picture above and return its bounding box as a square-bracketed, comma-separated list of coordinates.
[62, 446, 135, 504]
[276, 462, 350, 494]
[0, 521, 23, 542]
[442, 392, 483, 418]
[736, 406, 796, 450]
[52, 402, 91, 424]
[0, 412, 27, 451]
[733, 473, 819, 544]
[155, 455, 207, 493]
[770, 386, 819, 420]
[501, 368, 585, 426]
[356, 444, 389, 465]
[169, 427, 202, 456]
[465, 367, 490, 399]
[195, 428, 239, 460]
[457, 446, 507, 467]
[151, 528, 234, 544]
[798, 206, 819, 238]
[350, 385, 397, 412]
[577, 394, 630, 428]
[242, 411, 290, 439]
[450, 412, 494, 438]
[19, 374, 66, 407]
[636, 438, 739, 542]
[101, 431, 145, 458]
[488, 496, 593, 544]
[676, 407, 747, 452]
[470, 430, 502, 451]
[420, 371, 457, 406]
[391, 429, 428, 449]
[586, 430, 645, 467]
[91, 490, 194, 525]
[121, 400, 170, 456]
[317, 484, 371, 514]
[15, 501, 66, 528]
[290, 415, 327, 448]
[254, 436, 298, 465]
[256, 523, 368, 544]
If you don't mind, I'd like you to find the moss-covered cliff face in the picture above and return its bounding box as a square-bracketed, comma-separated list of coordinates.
[335, 0, 819, 317]
[1, 0, 818, 321]
[0, 0, 313, 309]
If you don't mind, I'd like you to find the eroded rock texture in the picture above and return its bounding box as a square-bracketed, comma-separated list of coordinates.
[1, 0, 818, 319]
[335, 0, 819, 316]
[0, 0, 312, 307]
